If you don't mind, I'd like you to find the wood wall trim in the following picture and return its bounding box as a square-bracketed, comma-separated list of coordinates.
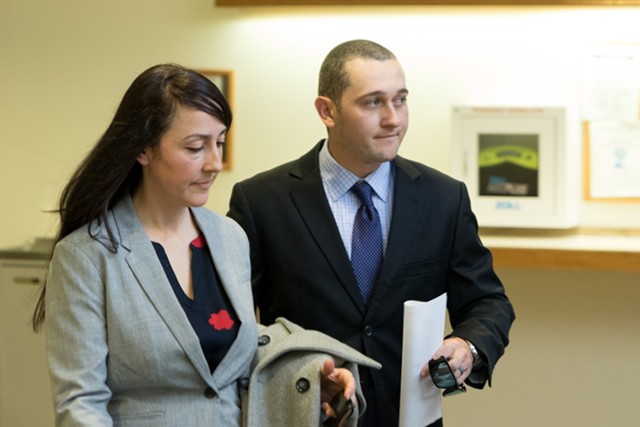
[216, 1, 640, 6]
[490, 247, 640, 272]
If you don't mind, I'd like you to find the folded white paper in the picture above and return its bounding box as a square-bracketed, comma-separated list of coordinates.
[398, 293, 447, 427]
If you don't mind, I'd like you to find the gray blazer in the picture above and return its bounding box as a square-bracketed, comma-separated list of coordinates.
[45, 195, 259, 426]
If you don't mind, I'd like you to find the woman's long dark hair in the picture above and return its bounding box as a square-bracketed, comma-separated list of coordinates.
[32, 64, 232, 331]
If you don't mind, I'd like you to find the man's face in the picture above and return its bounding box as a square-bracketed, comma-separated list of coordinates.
[327, 58, 409, 178]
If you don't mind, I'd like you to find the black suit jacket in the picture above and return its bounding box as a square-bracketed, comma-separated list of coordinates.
[228, 140, 515, 426]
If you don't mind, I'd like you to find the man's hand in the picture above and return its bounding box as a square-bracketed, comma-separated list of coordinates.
[419, 337, 473, 384]
[320, 358, 356, 419]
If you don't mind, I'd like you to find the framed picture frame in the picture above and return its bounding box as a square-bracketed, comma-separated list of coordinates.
[194, 69, 234, 170]
[583, 120, 640, 202]
[452, 106, 580, 229]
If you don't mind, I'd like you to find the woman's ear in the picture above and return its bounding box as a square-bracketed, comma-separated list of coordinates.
[136, 150, 150, 166]
[314, 96, 336, 128]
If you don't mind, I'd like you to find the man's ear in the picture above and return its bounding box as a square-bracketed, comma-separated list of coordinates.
[314, 96, 337, 128]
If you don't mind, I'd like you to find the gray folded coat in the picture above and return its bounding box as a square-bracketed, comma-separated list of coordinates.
[241, 317, 382, 427]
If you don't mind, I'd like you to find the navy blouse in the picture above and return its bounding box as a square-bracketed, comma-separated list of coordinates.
[152, 234, 239, 372]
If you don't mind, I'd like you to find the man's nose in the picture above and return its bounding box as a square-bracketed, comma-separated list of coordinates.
[381, 103, 400, 127]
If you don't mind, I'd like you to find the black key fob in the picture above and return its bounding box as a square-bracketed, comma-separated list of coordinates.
[322, 392, 354, 426]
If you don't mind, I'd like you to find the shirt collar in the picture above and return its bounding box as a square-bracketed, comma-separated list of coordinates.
[319, 139, 391, 203]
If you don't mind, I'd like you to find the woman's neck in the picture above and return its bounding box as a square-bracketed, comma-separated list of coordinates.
[131, 189, 200, 245]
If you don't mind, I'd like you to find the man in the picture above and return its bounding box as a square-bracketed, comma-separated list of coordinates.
[228, 39, 515, 427]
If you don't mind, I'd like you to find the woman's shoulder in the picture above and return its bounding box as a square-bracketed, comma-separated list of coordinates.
[192, 206, 239, 228]
[55, 199, 127, 256]
[192, 206, 247, 239]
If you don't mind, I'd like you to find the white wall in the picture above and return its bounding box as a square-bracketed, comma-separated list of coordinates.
[2, 1, 640, 248]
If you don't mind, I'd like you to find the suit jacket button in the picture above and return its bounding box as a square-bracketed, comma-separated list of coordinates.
[258, 334, 271, 345]
[204, 387, 216, 399]
[295, 378, 310, 393]
[364, 325, 373, 336]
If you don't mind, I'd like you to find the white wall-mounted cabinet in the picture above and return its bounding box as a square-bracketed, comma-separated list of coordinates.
[0, 259, 54, 427]
[452, 106, 580, 229]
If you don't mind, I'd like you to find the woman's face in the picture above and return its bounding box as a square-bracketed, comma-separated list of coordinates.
[136, 104, 227, 209]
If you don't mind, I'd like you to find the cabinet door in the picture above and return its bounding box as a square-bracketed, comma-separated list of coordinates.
[0, 260, 54, 427]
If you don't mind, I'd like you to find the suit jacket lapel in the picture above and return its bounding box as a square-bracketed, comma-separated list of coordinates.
[289, 142, 367, 314]
[370, 157, 423, 308]
[111, 196, 214, 384]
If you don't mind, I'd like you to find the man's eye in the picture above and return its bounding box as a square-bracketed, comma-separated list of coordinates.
[393, 96, 407, 106]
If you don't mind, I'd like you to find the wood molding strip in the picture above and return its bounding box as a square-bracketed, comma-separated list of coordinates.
[490, 247, 640, 272]
[216, 1, 640, 6]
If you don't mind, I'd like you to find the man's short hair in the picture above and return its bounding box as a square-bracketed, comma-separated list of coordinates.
[318, 39, 396, 106]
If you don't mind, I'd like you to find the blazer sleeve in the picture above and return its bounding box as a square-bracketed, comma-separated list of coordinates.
[446, 182, 515, 388]
[45, 239, 113, 427]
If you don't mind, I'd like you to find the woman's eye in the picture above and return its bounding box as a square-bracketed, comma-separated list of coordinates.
[187, 146, 204, 153]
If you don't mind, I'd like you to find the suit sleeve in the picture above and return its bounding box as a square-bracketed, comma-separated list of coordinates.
[446, 182, 515, 388]
[45, 240, 113, 426]
[227, 182, 269, 312]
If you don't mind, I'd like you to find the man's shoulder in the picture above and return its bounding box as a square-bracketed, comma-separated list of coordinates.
[236, 142, 322, 188]
[241, 158, 300, 184]
[395, 155, 461, 186]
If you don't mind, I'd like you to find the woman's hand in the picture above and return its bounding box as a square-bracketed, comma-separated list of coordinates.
[320, 358, 356, 420]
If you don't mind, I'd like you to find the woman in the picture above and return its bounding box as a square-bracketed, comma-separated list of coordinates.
[32, 64, 377, 426]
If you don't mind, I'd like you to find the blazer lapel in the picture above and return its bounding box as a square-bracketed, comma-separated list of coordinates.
[111, 197, 214, 384]
[286, 146, 429, 315]
[368, 157, 423, 311]
[289, 142, 367, 314]
[192, 208, 258, 386]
